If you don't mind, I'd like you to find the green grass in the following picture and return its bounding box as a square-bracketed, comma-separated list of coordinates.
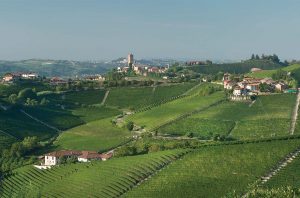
[105, 83, 196, 109]
[126, 139, 300, 198]
[158, 118, 235, 138]
[54, 118, 131, 151]
[128, 91, 225, 131]
[263, 155, 300, 189]
[0, 150, 187, 197]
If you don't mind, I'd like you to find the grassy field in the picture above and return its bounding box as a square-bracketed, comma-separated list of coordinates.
[263, 155, 300, 189]
[128, 91, 225, 131]
[126, 139, 300, 198]
[105, 83, 196, 109]
[186, 94, 296, 139]
[0, 150, 187, 197]
[54, 117, 131, 151]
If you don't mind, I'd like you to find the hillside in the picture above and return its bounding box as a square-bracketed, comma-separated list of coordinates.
[186, 60, 284, 74]
[0, 59, 111, 77]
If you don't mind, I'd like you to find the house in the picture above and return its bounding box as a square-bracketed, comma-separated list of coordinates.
[44, 150, 82, 166]
[246, 83, 260, 91]
[233, 87, 242, 96]
[260, 78, 275, 85]
[41, 150, 112, 167]
[2, 73, 21, 82]
[78, 151, 103, 162]
[83, 75, 105, 81]
[250, 68, 262, 73]
[275, 82, 288, 91]
[21, 72, 39, 79]
[223, 73, 231, 81]
[223, 80, 235, 89]
[49, 77, 68, 86]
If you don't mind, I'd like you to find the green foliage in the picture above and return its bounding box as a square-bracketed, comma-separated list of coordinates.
[158, 118, 234, 139]
[188, 60, 283, 75]
[263, 155, 300, 189]
[54, 118, 131, 151]
[127, 139, 300, 197]
[126, 121, 134, 131]
[128, 89, 225, 131]
[18, 88, 37, 101]
[0, 150, 186, 197]
[105, 82, 196, 109]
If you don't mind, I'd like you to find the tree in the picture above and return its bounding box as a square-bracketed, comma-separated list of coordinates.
[40, 98, 49, 106]
[18, 88, 37, 101]
[251, 54, 255, 60]
[255, 54, 260, 60]
[126, 121, 134, 131]
[8, 94, 18, 104]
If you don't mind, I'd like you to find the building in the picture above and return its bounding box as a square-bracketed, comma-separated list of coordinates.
[250, 68, 262, 73]
[2, 73, 21, 82]
[21, 72, 39, 79]
[275, 82, 288, 91]
[128, 53, 134, 67]
[44, 150, 82, 166]
[42, 150, 112, 166]
[246, 83, 260, 91]
[49, 77, 68, 86]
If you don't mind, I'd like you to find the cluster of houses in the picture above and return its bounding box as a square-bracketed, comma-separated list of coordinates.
[35, 150, 113, 169]
[118, 63, 168, 76]
[2, 72, 39, 83]
[223, 72, 290, 97]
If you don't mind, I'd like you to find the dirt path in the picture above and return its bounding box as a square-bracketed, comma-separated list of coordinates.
[243, 145, 300, 197]
[20, 110, 61, 133]
[290, 91, 300, 134]
[101, 90, 110, 105]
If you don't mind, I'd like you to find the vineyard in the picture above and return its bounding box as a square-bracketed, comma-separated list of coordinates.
[54, 117, 131, 151]
[127, 88, 225, 131]
[263, 154, 300, 189]
[105, 83, 196, 110]
[126, 139, 300, 198]
[172, 94, 297, 140]
[0, 150, 187, 197]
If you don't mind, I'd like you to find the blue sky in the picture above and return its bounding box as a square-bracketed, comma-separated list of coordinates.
[0, 0, 300, 60]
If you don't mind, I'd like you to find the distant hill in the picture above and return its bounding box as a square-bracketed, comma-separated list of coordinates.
[0, 59, 116, 78]
[186, 60, 285, 74]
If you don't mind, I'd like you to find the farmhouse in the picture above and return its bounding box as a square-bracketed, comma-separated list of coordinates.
[39, 150, 112, 167]
[250, 68, 262, 73]
[49, 77, 68, 86]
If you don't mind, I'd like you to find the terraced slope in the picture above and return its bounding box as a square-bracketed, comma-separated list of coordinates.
[126, 139, 300, 198]
[54, 117, 131, 151]
[160, 94, 295, 139]
[128, 90, 225, 131]
[0, 108, 57, 141]
[105, 83, 196, 109]
[0, 150, 187, 197]
[263, 154, 300, 189]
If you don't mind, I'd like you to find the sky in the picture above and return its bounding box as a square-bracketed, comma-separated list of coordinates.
[0, 0, 300, 61]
